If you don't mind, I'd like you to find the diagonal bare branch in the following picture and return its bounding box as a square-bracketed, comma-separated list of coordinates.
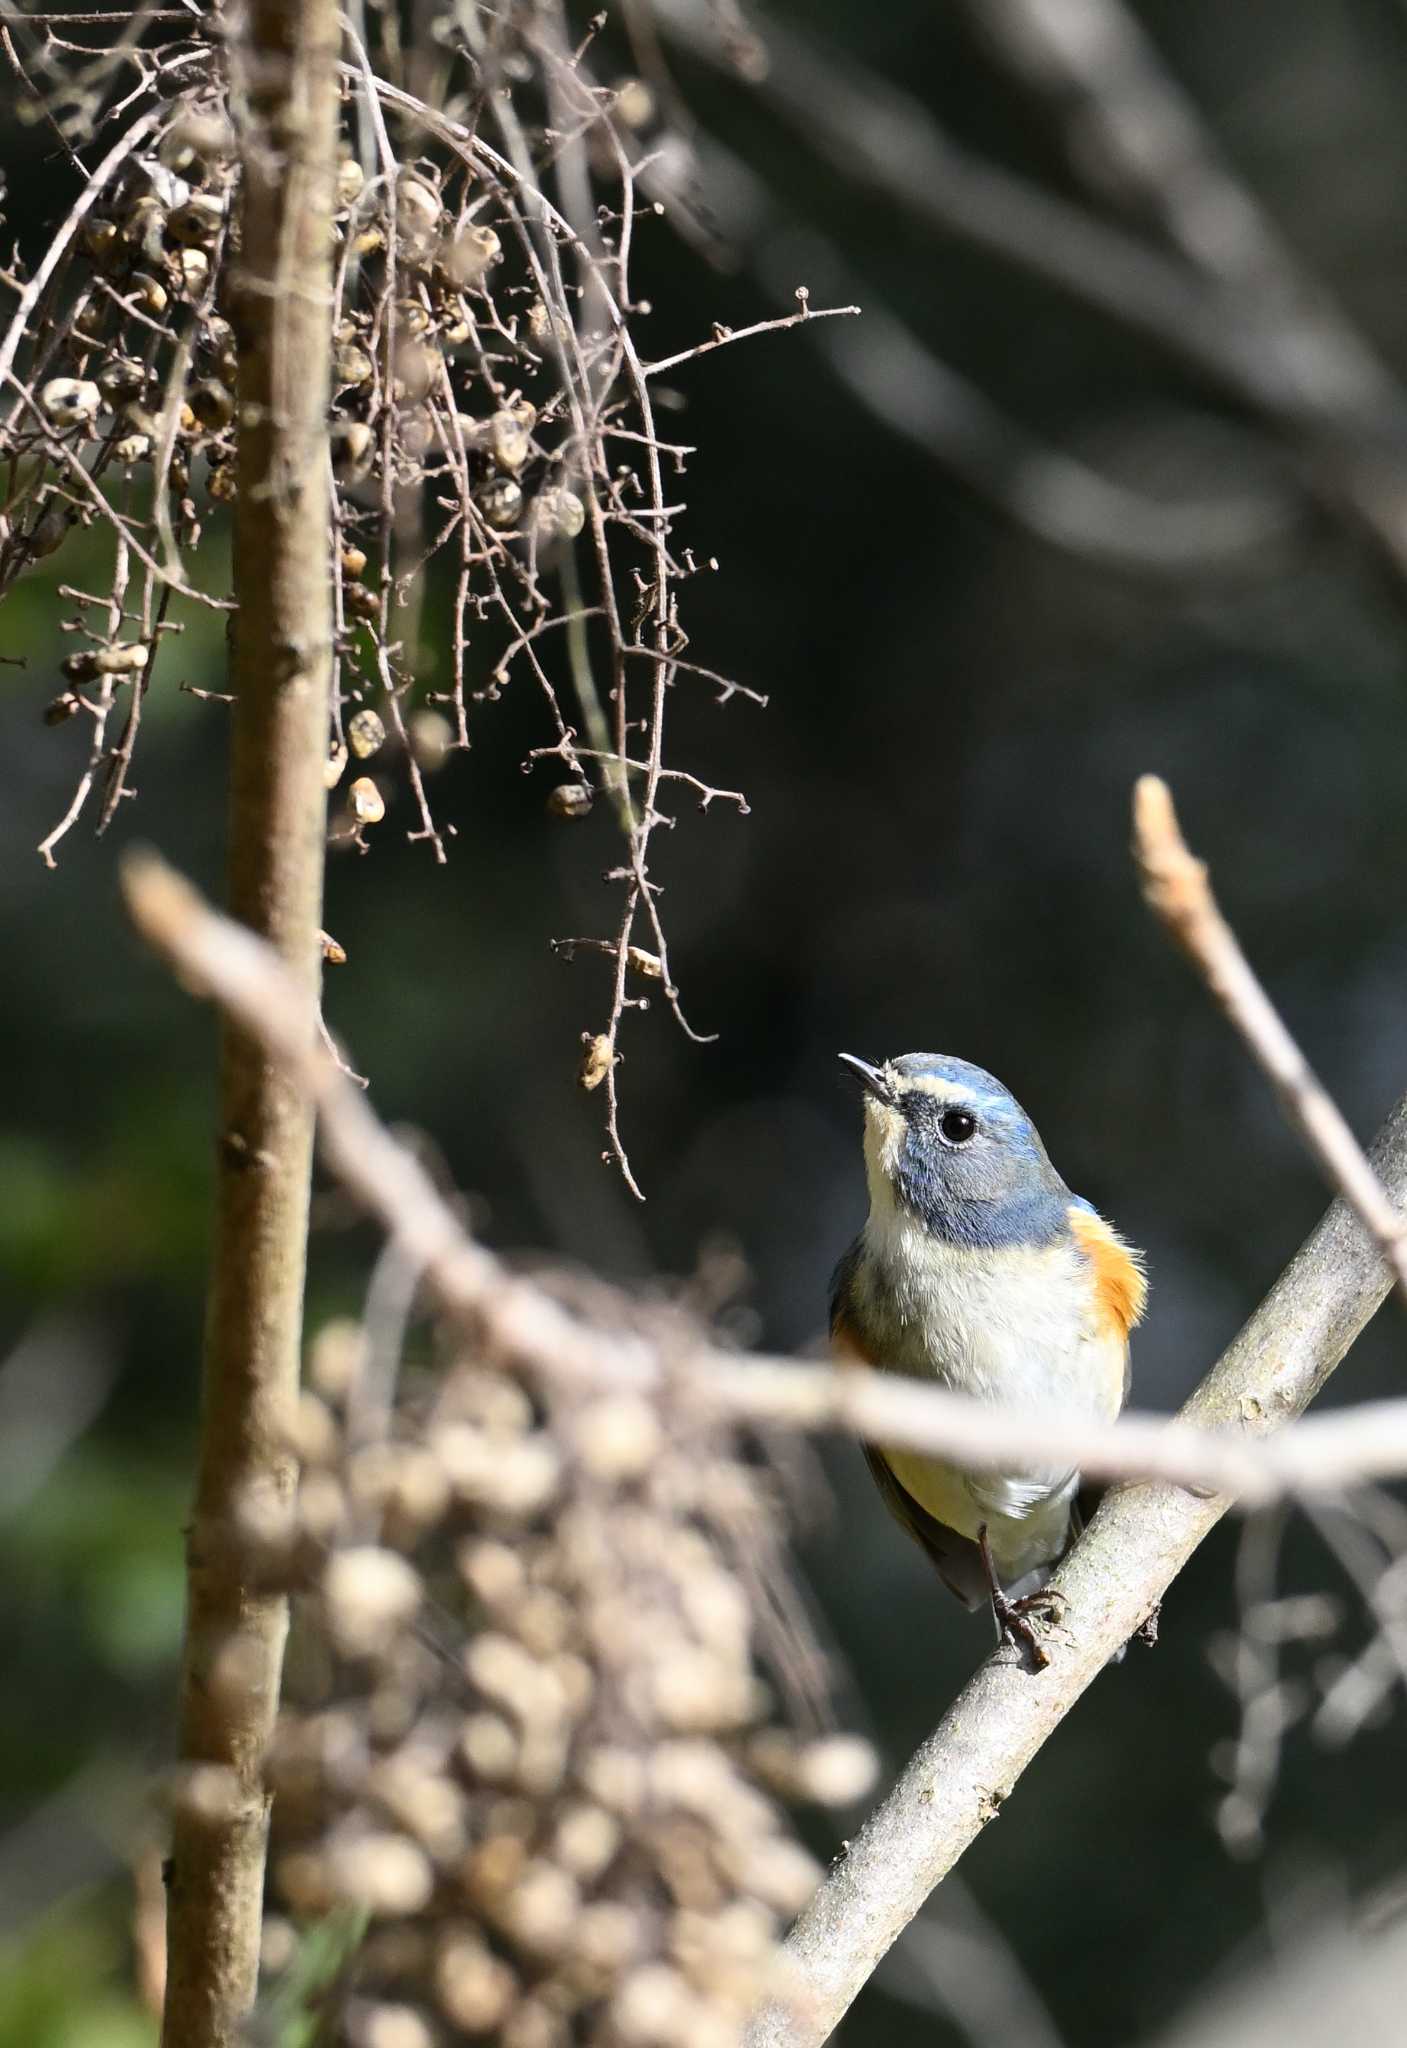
[742, 1086, 1407, 2048]
[1134, 775, 1407, 1309]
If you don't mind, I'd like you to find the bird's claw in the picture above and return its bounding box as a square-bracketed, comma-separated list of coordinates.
[992, 1586, 1063, 1669]
[976, 1524, 1066, 1670]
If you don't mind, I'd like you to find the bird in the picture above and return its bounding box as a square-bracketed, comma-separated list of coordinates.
[830, 1051, 1146, 1666]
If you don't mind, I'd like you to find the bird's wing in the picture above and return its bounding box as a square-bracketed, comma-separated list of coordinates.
[964, 1465, 1076, 1523]
[832, 1257, 990, 1611]
[827, 1238, 863, 1331]
[862, 1443, 990, 1610]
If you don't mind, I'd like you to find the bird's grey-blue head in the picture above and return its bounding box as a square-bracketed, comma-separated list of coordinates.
[840, 1051, 1071, 1248]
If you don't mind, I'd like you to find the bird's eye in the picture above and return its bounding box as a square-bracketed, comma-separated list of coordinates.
[940, 1108, 976, 1145]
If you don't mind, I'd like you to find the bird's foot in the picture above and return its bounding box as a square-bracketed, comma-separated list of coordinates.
[977, 1523, 1065, 1671]
[991, 1585, 1065, 1670]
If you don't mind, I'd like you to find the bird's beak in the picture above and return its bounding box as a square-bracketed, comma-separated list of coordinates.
[838, 1053, 894, 1105]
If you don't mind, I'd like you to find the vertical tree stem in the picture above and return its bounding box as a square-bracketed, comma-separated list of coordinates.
[160, 5, 339, 2043]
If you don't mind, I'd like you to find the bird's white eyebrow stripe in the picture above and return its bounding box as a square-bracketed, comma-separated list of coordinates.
[891, 1073, 984, 1110]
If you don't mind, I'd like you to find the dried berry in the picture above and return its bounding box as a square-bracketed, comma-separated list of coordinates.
[167, 193, 225, 248]
[97, 356, 146, 403]
[478, 476, 523, 530]
[40, 378, 101, 429]
[347, 775, 386, 825]
[534, 487, 586, 542]
[131, 272, 169, 316]
[396, 173, 442, 236]
[97, 642, 150, 675]
[189, 379, 234, 431]
[334, 342, 374, 389]
[72, 299, 107, 343]
[392, 342, 441, 404]
[440, 224, 500, 286]
[176, 247, 211, 296]
[489, 402, 535, 472]
[332, 421, 375, 481]
[578, 1033, 614, 1091]
[82, 218, 122, 268]
[547, 781, 593, 820]
[124, 194, 167, 263]
[348, 708, 386, 759]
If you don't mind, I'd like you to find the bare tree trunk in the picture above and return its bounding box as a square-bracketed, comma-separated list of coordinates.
[160, 4, 338, 2042]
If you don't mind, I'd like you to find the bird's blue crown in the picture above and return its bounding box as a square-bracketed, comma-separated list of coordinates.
[844, 1050, 1072, 1249]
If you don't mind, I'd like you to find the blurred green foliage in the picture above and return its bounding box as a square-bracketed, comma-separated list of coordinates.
[0, 1898, 155, 2048]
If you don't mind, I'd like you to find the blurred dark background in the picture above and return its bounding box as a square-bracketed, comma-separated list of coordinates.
[6, 1, 1407, 2041]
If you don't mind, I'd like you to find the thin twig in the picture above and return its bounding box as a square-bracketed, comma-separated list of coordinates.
[0, 104, 161, 400]
[1133, 775, 1407, 1308]
[642, 297, 859, 381]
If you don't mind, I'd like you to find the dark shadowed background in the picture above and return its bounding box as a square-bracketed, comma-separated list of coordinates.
[5, 2, 1407, 2041]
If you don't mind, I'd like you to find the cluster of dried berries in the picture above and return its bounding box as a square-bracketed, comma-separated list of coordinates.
[5, 60, 598, 857]
[245, 1320, 876, 2048]
[2, 7, 823, 1183]
[3, 81, 245, 854]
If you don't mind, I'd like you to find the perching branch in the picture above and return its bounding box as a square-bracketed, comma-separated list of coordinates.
[741, 1108, 1407, 2048]
[738, 776, 1407, 2046]
[158, 5, 338, 2045]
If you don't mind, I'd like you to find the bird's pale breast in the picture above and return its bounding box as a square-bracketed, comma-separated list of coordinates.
[837, 1200, 1131, 1578]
